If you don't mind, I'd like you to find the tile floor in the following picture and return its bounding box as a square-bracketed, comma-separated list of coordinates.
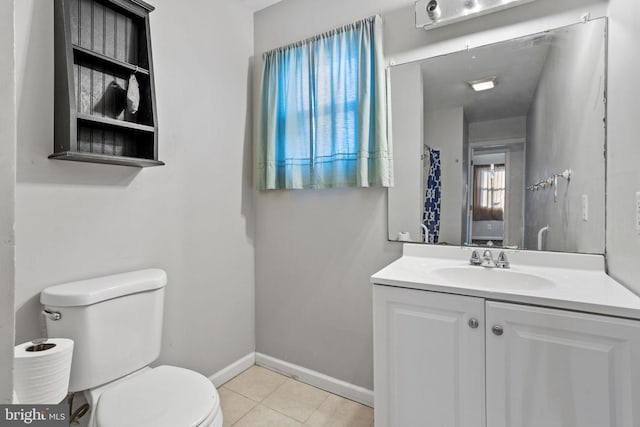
[219, 365, 374, 427]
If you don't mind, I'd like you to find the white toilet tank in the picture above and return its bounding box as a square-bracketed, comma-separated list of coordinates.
[41, 269, 167, 392]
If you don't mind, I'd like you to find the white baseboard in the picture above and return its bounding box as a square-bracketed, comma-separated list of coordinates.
[209, 352, 256, 387]
[255, 352, 374, 408]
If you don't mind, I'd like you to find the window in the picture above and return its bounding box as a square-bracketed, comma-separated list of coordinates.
[473, 164, 506, 221]
[258, 15, 392, 190]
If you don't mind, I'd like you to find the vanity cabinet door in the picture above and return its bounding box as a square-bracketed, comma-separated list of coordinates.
[486, 301, 640, 427]
[373, 285, 485, 427]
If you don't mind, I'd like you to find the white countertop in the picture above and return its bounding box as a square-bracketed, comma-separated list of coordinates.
[371, 244, 640, 320]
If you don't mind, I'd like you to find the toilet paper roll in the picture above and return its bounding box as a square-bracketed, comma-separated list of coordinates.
[14, 338, 74, 404]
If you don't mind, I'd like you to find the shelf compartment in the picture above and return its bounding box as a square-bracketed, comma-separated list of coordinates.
[73, 59, 154, 126]
[75, 121, 155, 158]
[77, 113, 154, 133]
[49, 151, 165, 167]
[73, 45, 149, 75]
[69, 0, 148, 68]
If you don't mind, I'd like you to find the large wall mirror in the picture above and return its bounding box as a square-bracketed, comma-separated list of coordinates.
[388, 18, 606, 253]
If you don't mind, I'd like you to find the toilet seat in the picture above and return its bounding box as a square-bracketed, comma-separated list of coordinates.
[95, 365, 220, 427]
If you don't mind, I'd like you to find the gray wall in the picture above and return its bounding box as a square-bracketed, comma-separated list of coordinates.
[13, 0, 255, 376]
[425, 107, 464, 244]
[254, 0, 613, 391]
[461, 114, 469, 242]
[388, 63, 424, 241]
[524, 20, 606, 253]
[0, 0, 16, 404]
[506, 144, 526, 247]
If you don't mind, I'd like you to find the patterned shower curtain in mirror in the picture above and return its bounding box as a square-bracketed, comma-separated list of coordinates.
[423, 149, 441, 243]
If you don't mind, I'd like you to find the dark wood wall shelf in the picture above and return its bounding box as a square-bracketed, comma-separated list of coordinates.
[52, 0, 162, 168]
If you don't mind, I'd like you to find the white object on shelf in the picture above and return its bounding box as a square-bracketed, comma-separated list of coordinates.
[126, 74, 140, 114]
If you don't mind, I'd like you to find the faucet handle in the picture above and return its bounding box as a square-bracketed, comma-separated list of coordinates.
[481, 249, 495, 267]
[496, 251, 510, 268]
[469, 250, 482, 266]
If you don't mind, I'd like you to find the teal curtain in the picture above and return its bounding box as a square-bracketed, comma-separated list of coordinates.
[258, 15, 393, 190]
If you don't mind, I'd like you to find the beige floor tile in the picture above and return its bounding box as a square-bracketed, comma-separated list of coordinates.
[304, 394, 374, 427]
[223, 366, 288, 402]
[262, 379, 330, 423]
[233, 404, 302, 427]
[219, 387, 257, 427]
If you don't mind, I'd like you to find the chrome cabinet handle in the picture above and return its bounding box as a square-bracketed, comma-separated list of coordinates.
[492, 325, 504, 336]
[468, 318, 479, 329]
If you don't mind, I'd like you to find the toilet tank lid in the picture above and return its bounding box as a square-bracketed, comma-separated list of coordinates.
[41, 269, 167, 307]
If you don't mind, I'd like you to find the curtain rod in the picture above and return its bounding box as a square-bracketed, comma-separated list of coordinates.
[263, 14, 381, 57]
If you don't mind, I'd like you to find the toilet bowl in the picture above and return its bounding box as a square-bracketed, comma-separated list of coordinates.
[86, 366, 222, 427]
[40, 269, 223, 427]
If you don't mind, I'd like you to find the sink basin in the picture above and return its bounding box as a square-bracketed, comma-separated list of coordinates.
[432, 266, 556, 291]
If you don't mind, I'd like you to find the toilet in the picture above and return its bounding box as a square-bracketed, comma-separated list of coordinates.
[40, 269, 223, 427]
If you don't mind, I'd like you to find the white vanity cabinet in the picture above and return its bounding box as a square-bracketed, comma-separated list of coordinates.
[486, 301, 640, 427]
[373, 285, 486, 427]
[373, 284, 640, 427]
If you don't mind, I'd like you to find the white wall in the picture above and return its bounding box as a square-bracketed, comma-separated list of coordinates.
[524, 20, 606, 253]
[468, 116, 527, 142]
[0, 0, 16, 404]
[425, 107, 464, 244]
[13, 0, 255, 376]
[606, 0, 640, 294]
[388, 63, 424, 241]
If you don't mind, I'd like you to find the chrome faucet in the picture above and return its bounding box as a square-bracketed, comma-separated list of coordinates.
[481, 250, 495, 268]
[469, 249, 510, 269]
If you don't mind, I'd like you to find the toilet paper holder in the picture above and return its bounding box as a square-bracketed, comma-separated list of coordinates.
[42, 309, 62, 321]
